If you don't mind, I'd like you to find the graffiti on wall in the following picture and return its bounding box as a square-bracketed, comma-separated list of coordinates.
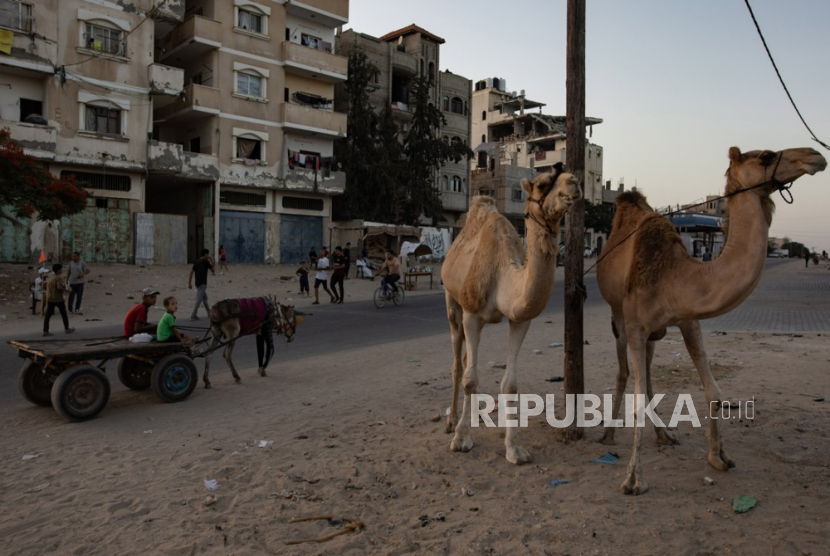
[420, 227, 451, 260]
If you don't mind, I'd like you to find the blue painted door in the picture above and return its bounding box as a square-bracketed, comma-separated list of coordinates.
[219, 210, 265, 264]
[280, 215, 322, 264]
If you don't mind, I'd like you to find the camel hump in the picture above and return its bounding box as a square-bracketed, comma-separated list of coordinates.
[468, 195, 497, 220]
[615, 189, 651, 210]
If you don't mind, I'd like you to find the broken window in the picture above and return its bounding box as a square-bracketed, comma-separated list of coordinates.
[236, 138, 262, 161]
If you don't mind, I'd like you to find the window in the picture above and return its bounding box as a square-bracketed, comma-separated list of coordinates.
[442, 96, 449, 111]
[221, 190, 266, 206]
[85, 105, 121, 134]
[512, 189, 523, 201]
[482, 111, 486, 121]
[451, 176, 462, 193]
[283, 197, 324, 211]
[236, 72, 263, 98]
[481, 134, 486, 144]
[0, 0, 33, 32]
[236, 138, 262, 161]
[441, 175, 449, 190]
[84, 23, 125, 56]
[237, 8, 263, 34]
[61, 171, 131, 192]
[189, 137, 201, 154]
[451, 97, 464, 114]
[19, 98, 42, 123]
[301, 33, 331, 52]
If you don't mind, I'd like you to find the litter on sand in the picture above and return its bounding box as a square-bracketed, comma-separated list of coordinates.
[549, 480, 570, 488]
[22, 454, 42, 461]
[258, 440, 273, 448]
[589, 452, 620, 465]
[732, 495, 757, 514]
[204, 479, 219, 491]
[545, 376, 564, 383]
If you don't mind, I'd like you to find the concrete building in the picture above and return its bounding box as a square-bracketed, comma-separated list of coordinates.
[0, 0, 349, 265]
[470, 78, 605, 248]
[335, 24, 472, 228]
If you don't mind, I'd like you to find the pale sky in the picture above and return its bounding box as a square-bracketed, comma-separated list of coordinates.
[346, 1, 830, 252]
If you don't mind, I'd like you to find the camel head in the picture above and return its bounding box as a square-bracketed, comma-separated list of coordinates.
[521, 163, 582, 232]
[726, 147, 826, 196]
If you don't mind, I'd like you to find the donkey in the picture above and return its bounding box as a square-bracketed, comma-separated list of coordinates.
[202, 296, 299, 388]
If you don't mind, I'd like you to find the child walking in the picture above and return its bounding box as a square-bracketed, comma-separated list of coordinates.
[219, 245, 228, 272]
[296, 261, 310, 296]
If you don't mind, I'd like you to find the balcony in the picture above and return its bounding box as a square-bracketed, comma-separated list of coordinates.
[282, 41, 347, 83]
[2, 121, 56, 159]
[285, 167, 345, 195]
[148, 63, 184, 97]
[280, 102, 346, 138]
[443, 112, 468, 135]
[392, 50, 418, 75]
[159, 15, 221, 64]
[154, 84, 220, 123]
[441, 191, 468, 213]
[148, 141, 219, 180]
[532, 149, 564, 169]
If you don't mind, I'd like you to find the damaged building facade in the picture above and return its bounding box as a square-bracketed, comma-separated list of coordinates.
[470, 78, 606, 250]
[335, 25, 472, 228]
[0, 0, 349, 265]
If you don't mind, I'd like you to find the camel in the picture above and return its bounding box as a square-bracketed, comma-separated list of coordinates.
[441, 164, 581, 464]
[597, 146, 826, 495]
[202, 296, 299, 388]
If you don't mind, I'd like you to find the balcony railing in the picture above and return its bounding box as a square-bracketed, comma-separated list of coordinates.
[282, 41, 347, 83]
[2, 121, 56, 158]
[149, 63, 184, 95]
[154, 83, 220, 122]
[281, 102, 346, 137]
[148, 140, 218, 179]
[159, 15, 221, 62]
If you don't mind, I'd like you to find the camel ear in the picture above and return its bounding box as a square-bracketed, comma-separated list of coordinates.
[521, 178, 533, 195]
[728, 147, 742, 163]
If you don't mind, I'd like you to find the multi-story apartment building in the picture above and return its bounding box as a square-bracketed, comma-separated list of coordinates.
[335, 25, 471, 228]
[0, 0, 348, 265]
[470, 78, 603, 247]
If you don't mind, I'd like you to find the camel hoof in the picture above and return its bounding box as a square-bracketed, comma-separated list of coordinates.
[506, 445, 532, 465]
[708, 451, 736, 471]
[234, 377, 241, 384]
[655, 430, 680, 446]
[204, 383, 212, 389]
[450, 434, 473, 453]
[599, 431, 617, 445]
[620, 476, 648, 495]
[444, 418, 457, 435]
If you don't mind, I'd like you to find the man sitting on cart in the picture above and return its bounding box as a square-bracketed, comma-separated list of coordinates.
[124, 288, 161, 337]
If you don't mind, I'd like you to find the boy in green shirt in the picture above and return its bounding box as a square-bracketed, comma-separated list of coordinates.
[157, 296, 194, 343]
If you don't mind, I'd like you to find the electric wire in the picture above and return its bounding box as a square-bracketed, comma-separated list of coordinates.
[743, 0, 829, 150]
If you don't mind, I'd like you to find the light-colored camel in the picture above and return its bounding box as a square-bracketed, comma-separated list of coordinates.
[441, 164, 581, 464]
[597, 146, 826, 495]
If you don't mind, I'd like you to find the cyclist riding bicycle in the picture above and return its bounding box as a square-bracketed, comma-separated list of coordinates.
[374, 250, 402, 294]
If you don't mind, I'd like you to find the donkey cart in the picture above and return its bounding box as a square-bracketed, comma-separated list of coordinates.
[10, 336, 200, 422]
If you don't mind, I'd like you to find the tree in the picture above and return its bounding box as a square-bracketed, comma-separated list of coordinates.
[400, 76, 472, 225]
[0, 129, 87, 222]
[335, 45, 381, 221]
[583, 200, 615, 235]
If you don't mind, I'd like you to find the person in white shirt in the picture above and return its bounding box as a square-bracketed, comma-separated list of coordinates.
[313, 248, 336, 305]
[31, 267, 49, 315]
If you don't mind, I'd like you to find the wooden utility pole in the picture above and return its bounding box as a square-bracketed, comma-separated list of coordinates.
[564, 0, 586, 440]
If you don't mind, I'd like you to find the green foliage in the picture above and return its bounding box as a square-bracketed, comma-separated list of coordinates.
[781, 241, 807, 257]
[0, 129, 87, 222]
[335, 51, 473, 226]
[584, 200, 615, 234]
[400, 76, 473, 225]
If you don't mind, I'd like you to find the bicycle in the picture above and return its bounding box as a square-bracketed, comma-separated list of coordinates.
[373, 276, 404, 308]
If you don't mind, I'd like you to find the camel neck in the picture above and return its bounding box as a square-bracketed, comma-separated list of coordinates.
[506, 218, 558, 321]
[685, 191, 770, 319]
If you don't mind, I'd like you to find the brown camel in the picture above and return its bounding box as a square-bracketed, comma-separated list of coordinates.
[597, 146, 826, 495]
[441, 164, 581, 464]
[202, 296, 298, 388]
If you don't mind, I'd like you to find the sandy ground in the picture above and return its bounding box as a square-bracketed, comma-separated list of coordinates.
[0, 260, 828, 555]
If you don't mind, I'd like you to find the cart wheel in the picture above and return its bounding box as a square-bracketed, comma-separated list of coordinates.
[50, 365, 110, 422]
[152, 354, 198, 403]
[18, 361, 56, 407]
[117, 356, 153, 390]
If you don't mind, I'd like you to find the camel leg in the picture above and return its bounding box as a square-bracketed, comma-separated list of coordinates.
[450, 312, 483, 454]
[445, 295, 465, 434]
[223, 340, 242, 383]
[503, 319, 532, 464]
[600, 314, 629, 445]
[678, 320, 735, 471]
[647, 336, 678, 446]
[621, 326, 649, 495]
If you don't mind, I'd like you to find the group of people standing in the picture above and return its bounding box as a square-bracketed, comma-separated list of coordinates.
[296, 246, 402, 304]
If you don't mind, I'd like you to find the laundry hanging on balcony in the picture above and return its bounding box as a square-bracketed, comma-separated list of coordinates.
[287, 150, 336, 177]
[292, 92, 334, 110]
